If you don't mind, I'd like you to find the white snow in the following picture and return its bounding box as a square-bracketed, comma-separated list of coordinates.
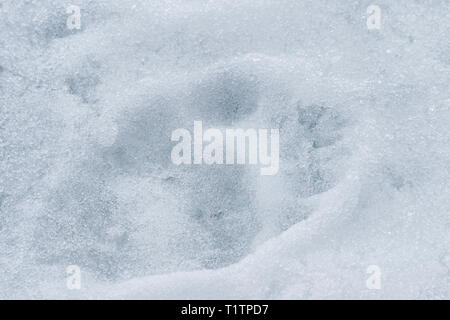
[0, 0, 449, 299]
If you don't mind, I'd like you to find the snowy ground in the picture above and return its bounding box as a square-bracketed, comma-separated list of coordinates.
[0, 0, 449, 299]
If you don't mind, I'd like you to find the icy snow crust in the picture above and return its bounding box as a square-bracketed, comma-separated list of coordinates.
[0, 0, 449, 299]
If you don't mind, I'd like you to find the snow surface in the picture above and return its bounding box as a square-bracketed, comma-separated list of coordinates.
[0, 0, 449, 299]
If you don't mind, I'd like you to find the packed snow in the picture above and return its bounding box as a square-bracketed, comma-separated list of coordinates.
[0, 0, 449, 299]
